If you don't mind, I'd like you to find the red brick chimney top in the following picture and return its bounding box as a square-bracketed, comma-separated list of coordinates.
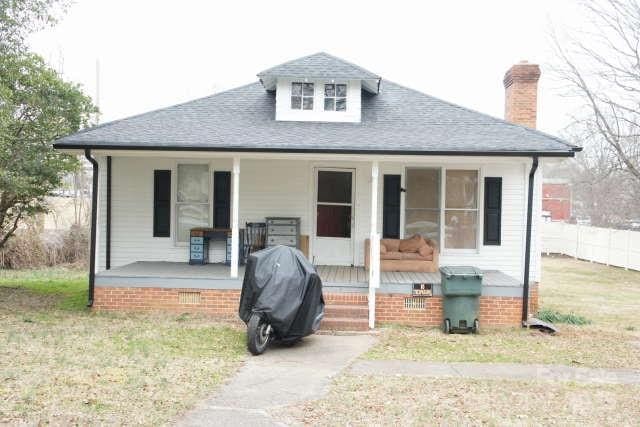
[503, 61, 541, 129]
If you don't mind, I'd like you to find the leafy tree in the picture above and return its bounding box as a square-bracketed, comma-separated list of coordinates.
[0, 1, 96, 248]
[1, 0, 68, 53]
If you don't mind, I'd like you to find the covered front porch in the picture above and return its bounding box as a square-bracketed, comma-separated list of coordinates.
[96, 261, 523, 297]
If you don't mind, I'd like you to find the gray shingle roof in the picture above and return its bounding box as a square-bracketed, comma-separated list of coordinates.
[257, 52, 380, 80]
[54, 79, 578, 156]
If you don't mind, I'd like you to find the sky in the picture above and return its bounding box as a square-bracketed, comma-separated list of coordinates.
[28, 0, 585, 136]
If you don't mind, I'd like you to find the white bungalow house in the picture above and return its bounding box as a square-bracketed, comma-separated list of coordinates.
[54, 53, 580, 330]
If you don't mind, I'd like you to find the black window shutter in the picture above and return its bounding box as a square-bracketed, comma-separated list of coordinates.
[484, 177, 502, 245]
[383, 174, 401, 239]
[153, 170, 171, 237]
[214, 171, 231, 229]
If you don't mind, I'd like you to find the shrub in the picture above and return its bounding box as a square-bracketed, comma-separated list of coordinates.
[537, 308, 591, 325]
[0, 225, 88, 269]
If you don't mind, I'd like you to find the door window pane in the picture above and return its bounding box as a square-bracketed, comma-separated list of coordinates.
[318, 171, 352, 204]
[317, 205, 351, 238]
[445, 211, 478, 249]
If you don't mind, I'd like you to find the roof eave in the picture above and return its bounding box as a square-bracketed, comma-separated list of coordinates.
[53, 142, 578, 157]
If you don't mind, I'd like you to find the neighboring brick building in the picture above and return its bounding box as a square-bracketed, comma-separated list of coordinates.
[542, 180, 571, 221]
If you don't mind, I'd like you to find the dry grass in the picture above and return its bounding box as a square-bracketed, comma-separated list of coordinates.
[285, 374, 640, 426]
[0, 269, 246, 425]
[365, 256, 640, 368]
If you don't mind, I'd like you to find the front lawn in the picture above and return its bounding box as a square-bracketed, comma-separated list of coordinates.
[365, 257, 640, 368]
[284, 374, 640, 426]
[0, 267, 246, 425]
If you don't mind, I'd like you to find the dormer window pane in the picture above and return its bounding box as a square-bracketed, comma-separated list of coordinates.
[303, 97, 314, 110]
[324, 84, 336, 97]
[324, 83, 347, 111]
[324, 98, 335, 111]
[303, 83, 314, 96]
[291, 82, 313, 110]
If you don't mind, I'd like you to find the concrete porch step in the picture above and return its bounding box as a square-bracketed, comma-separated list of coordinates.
[324, 304, 369, 319]
[320, 316, 369, 332]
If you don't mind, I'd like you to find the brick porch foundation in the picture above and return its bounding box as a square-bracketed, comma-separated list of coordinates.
[94, 283, 538, 328]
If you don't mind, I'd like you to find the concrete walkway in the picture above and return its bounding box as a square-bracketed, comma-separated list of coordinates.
[177, 334, 376, 427]
[350, 360, 640, 385]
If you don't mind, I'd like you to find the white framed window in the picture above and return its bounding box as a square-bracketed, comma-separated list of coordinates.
[403, 167, 480, 251]
[324, 83, 347, 111]
[443, 169, 479, 250]
[291, 82, 314, 110]
[176, 164, 210, 243]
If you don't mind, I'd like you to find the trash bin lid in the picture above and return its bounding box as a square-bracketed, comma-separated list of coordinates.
[439, 266, 483, 278]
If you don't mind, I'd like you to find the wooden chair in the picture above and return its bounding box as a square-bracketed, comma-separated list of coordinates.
[243, 222, 266, 262]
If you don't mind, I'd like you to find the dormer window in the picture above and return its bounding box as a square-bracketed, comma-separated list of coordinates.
[324, 84, 347, 111]
[291, 82, 314, 110]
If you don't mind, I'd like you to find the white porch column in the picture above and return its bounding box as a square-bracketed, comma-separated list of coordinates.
[368, 161, 380, 329]
[230, 157, 240, 278]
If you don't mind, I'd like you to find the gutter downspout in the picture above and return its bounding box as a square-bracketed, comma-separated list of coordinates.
[106, 156, 111, 270]
[522, 156, 539, 325]
[84, 149, 98, 307]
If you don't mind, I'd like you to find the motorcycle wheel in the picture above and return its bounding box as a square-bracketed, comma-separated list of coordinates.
[247, 313, 271, 355]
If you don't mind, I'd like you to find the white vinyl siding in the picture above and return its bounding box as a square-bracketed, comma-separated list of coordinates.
[96, 154, 540, 283]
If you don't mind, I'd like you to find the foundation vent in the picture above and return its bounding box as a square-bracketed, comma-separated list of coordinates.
[178, 291, 202, 305]
[404, 297, 426, 310]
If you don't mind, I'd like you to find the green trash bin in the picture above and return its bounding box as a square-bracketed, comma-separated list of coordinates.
[440, 266, 482, 334]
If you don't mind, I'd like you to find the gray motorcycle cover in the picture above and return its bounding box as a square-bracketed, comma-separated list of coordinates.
[238, 245, 325, 340]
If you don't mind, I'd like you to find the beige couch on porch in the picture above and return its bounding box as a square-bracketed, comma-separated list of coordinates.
[364, 234, 439, 273]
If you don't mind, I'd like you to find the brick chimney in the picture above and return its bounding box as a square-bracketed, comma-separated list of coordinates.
[503, 61, 541, 129]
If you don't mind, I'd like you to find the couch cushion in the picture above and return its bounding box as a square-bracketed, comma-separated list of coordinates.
[381, 239, 400, 252]
[418, 244, 433, 257]
[381, 251, 403, 260]
[400, 252, 433, 261]
[399, 234, 425, 252]
[380, 243, 387, 254]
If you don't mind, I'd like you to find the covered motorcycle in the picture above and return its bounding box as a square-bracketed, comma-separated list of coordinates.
[238, 245, 325, 355]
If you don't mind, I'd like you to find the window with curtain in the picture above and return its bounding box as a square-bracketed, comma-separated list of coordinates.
[444, 170, 479, 249]
[291, 82, 314, 110]
[176, 164, 210, 242]
[404, 168, 441, 242]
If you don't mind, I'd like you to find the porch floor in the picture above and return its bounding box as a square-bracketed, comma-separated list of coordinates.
[96, 262, 522, 295]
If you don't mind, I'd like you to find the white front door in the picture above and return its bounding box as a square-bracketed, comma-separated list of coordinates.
[313, 168, 355, 266]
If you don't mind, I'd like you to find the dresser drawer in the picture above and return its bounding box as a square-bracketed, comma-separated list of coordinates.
[267, 225, 297, 236]
[191, 244, 203, 253]
[266, 218, 298, 226]
[190, 252, 203, 260]
[267, 235, 297, 246]
[190, 237, 204, 245]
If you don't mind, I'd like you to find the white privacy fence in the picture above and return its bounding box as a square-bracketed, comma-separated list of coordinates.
[542, 222, 640, 271]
